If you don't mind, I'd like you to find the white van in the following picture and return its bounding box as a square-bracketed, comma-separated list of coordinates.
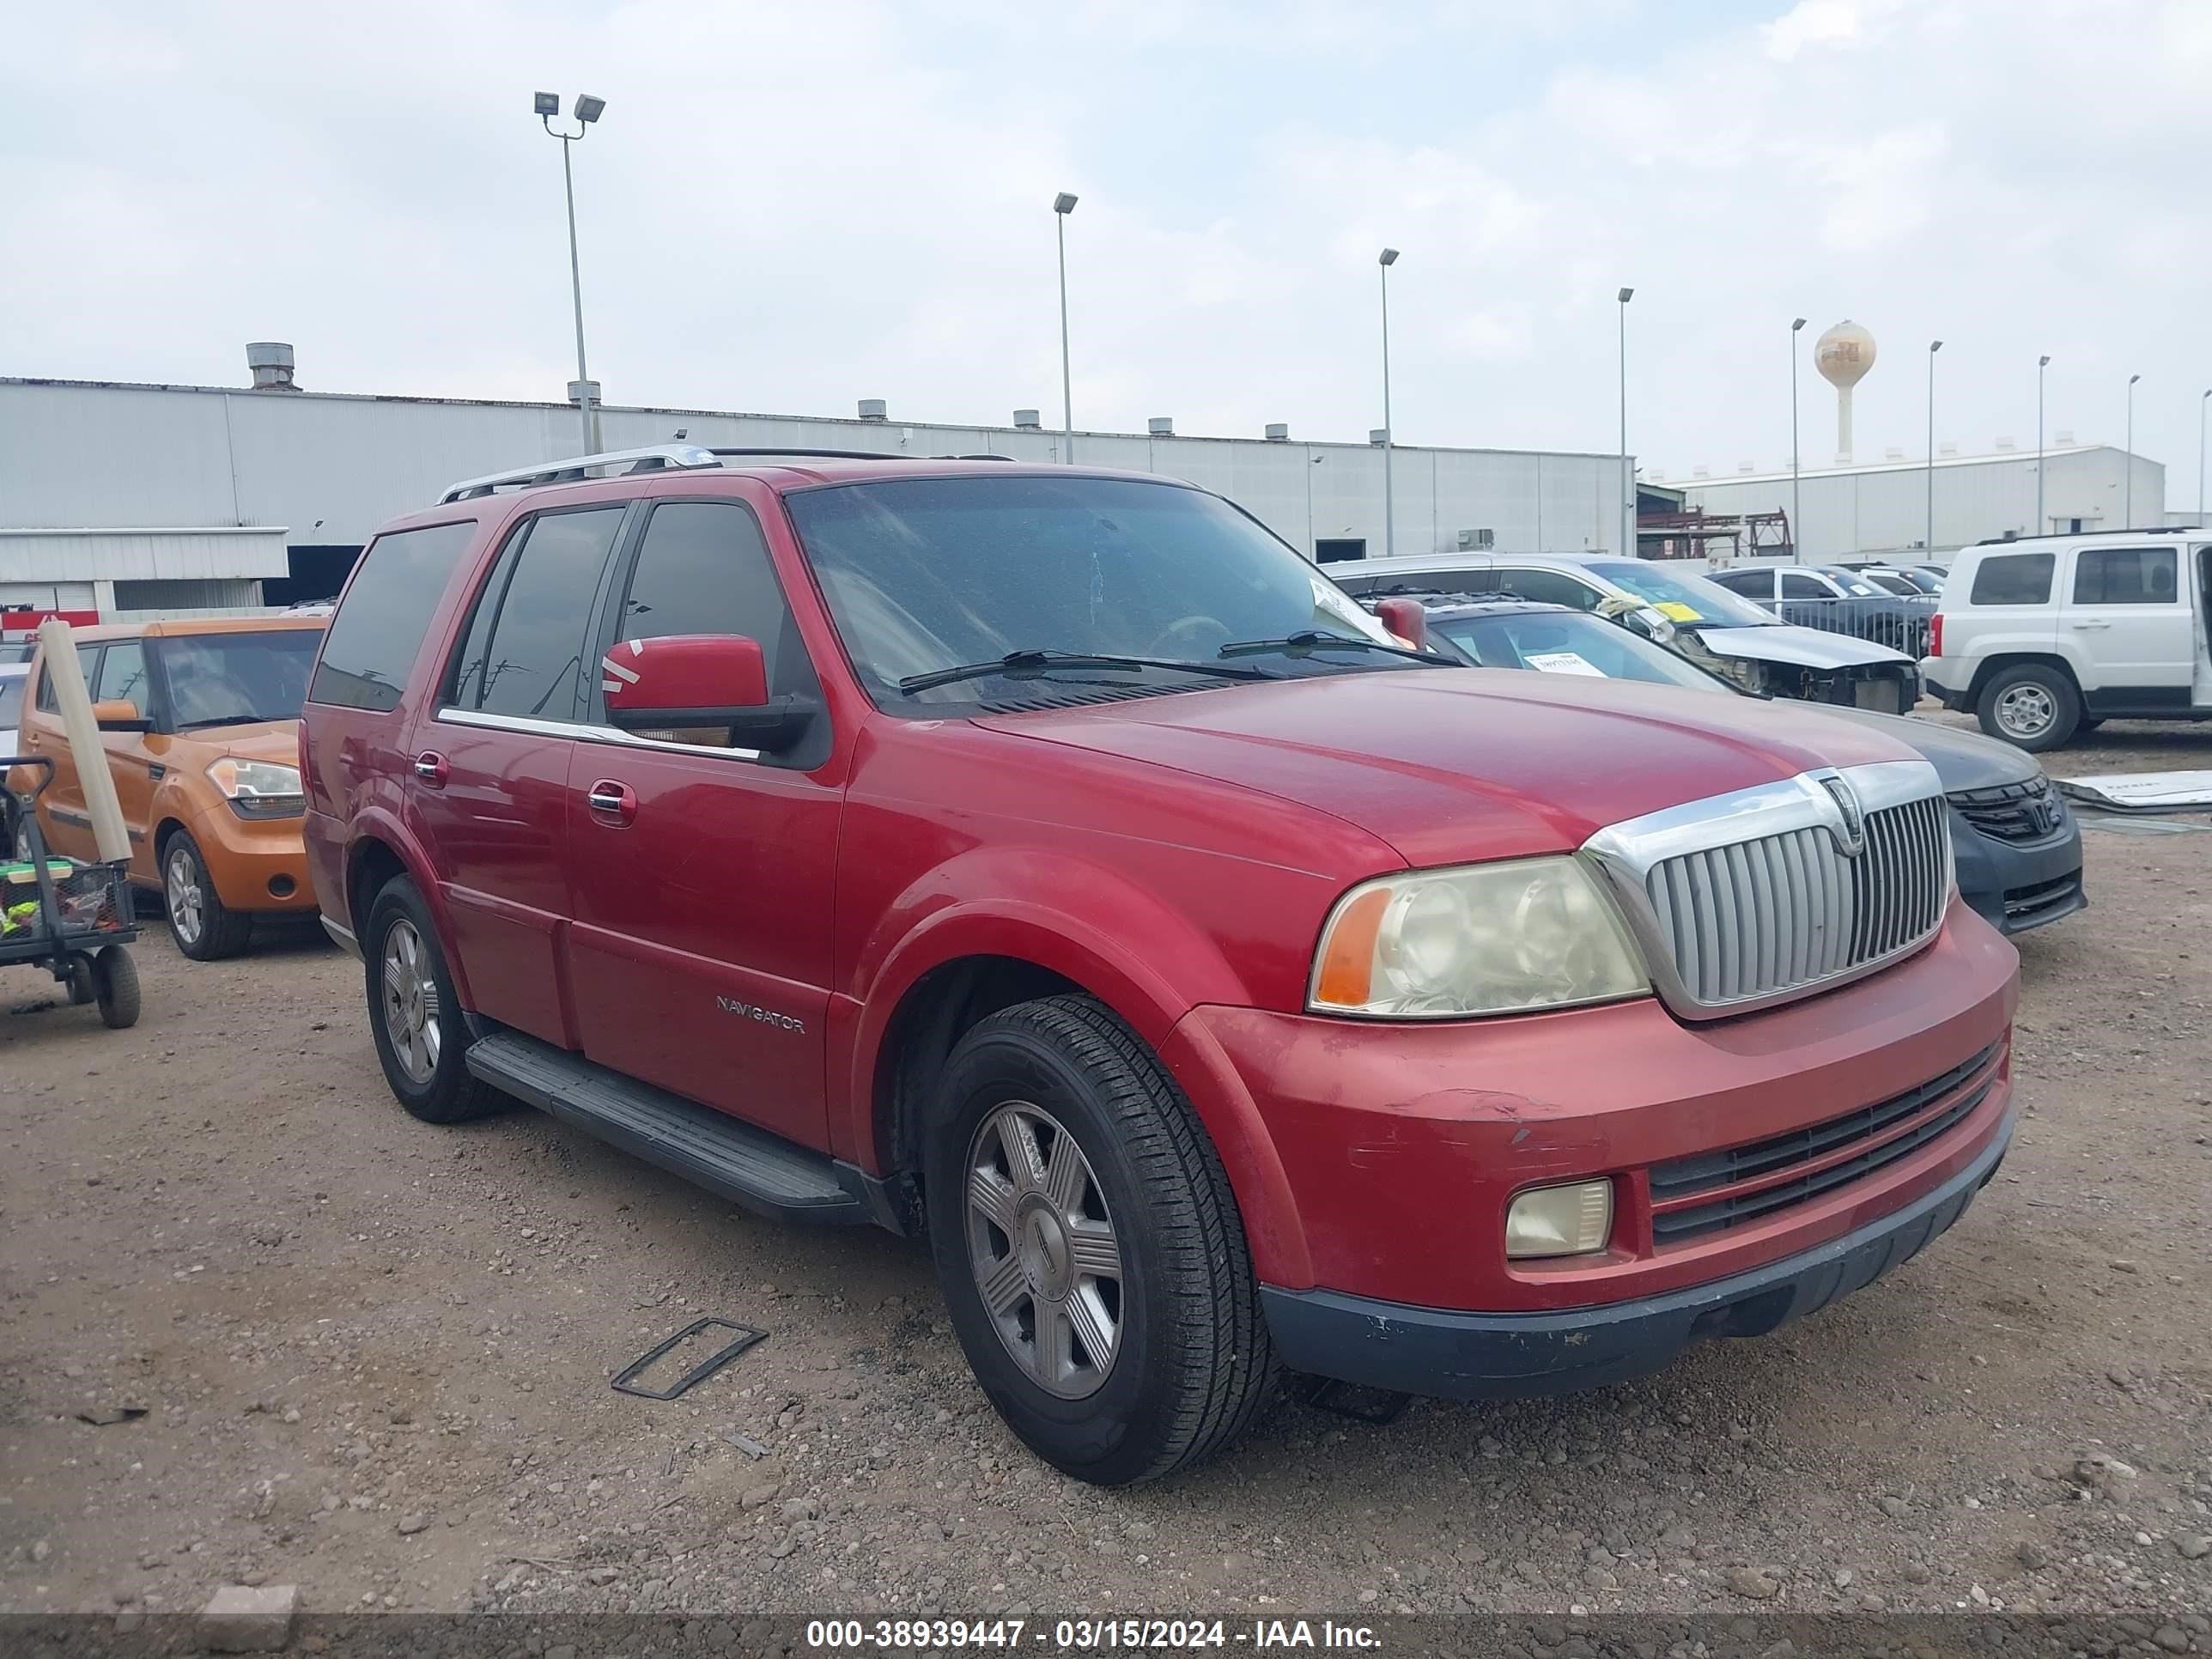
[1923, 528, 2210, 750]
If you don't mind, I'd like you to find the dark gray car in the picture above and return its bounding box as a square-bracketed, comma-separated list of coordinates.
[1399, 596, 2085, 936]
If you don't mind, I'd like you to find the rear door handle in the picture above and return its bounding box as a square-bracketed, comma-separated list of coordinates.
[412, 750, 449, 787]
[585, 779, 638, 826]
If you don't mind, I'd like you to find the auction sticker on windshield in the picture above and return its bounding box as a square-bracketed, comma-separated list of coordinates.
[1524, 651, 1607, 678]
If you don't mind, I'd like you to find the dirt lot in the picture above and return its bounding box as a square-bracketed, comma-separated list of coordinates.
[3, 720, 2209, 1632]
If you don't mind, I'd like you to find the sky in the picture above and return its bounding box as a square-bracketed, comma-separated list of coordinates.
[6, 0, 2212, 501]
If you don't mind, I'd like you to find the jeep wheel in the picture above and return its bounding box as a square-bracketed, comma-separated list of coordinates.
[923, 995, 1274, 1486]
[163, 832, 252, 960]
[363, 875, 501, 1124]
[1977, 663, 2080, 752]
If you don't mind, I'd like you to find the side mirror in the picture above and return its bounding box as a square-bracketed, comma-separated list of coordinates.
[93, 698, 153, 732]
[600, 634, 812, 751]
[1610, 605, 1677, 645]
[1370, 598, 1429, 652]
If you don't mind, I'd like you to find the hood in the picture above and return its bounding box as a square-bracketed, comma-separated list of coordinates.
[976, 670, 1926, 870]
[1790, 705, 2040, 792]
[191, 720, 301, 766]
[1692, 624, 1911, 671]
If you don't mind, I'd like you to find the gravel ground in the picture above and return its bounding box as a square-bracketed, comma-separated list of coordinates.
[1, 718, 2209, 1632]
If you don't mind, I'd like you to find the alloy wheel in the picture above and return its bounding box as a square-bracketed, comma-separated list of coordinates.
[165, 846, 204, 946]
[380, 918, 441, 1085]
[964, 1102, 1123, 1400]
[1995, 683, 2057, 740]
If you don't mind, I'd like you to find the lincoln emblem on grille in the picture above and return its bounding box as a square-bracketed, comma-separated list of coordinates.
[1814, 771, 1868, 857]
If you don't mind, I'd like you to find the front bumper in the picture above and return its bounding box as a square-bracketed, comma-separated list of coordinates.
[1262, 1107, 2011, 1399]
[1950, 807, 2087, 936]
[189, 803, 316, 915]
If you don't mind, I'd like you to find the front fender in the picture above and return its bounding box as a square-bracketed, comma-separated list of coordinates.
[836, 848, 1313, 1287]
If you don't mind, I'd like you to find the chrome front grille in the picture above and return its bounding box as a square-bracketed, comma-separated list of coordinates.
[1585, 761, 1951, 1018]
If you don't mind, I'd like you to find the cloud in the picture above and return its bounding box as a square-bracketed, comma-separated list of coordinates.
[3, 0, 2211, 499]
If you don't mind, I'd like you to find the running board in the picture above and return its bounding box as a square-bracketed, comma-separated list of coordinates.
[465, 1031, 901, 1230]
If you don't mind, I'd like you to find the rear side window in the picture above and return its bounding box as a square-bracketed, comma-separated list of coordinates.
[94, 640, 149, 708]
[1709, 569, 1771, 598]
[2073, 546, 2176, 605]
[35, 644, 101, 714]
[0, 673, 24, 729]
[311, 521, 479, 712]
[448, 506, 625, 722]
[1968, 552, 2055, 606]
[1491, 568, 1600, 610]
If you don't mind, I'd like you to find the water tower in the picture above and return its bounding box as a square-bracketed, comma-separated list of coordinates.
[1814, 320, 1877, 462]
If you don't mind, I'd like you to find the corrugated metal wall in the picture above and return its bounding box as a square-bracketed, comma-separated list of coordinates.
[1678, 446, 2168, 559]
[0, 379, 1629, 562]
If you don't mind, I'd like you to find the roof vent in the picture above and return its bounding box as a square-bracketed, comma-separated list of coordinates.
[1692, 465, 1711, 479]
[1738, 461, 1755, 473]
[1369, 428, 1389, 447]
[2055, 429, 2075, 445]
[1994, 435, 2016, 451]
[1148, 416, 1174, 436]
[857, 398, 888, 421]
[1884, 447, 1905, 461]
[1012, 409, 1041, 429]
[246, 342, 298, 392]
[1264, 422, 1289, 441]
[1939, 441, 1958, 457]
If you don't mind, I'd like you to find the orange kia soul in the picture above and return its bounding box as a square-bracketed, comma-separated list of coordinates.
[19, 617, 325, 958]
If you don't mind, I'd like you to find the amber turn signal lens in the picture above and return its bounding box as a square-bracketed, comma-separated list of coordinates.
[1312, 884, 1391, 1009]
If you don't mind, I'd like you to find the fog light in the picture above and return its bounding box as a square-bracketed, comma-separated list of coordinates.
[1505, 1180, 1613, 1259]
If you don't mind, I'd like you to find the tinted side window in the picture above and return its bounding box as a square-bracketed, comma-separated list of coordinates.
[36, 645, 101, 714]
[1331, 572, 1378, 597]
[1710, 569, 1771, 598]
[450, 507, 624, 722]
[1969, 552, 2055, 606]
[95, 641, 149, 708]
[311, 521, 479, 712]
[2073, 546, 2176, 605]
[1491, 569, 1599, 609]
[1780, 572, 1828, 599]
[613, 503, 797, 688]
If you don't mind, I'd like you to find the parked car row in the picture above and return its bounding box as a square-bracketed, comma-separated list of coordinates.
[266, 446, 2027, 1486]
[1705, 562, 1936, 656]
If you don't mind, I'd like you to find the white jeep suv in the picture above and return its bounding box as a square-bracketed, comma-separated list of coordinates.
[1923, 528, 2211, 750]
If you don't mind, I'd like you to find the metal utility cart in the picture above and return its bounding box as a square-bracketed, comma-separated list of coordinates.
[1, 755, 140, 1029]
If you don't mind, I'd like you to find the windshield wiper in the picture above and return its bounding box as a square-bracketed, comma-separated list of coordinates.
[1217, 631, 1451, 666]
[176, 713, 274, 730]
[897, 649, 1279, 696]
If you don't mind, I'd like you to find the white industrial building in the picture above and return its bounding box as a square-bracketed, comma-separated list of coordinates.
[1666, 443, 2170, 564]
[0, 350, 1636, 613]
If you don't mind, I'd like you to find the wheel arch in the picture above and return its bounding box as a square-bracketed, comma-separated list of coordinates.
[1966, 652, 2082, 704]
[340, 813, 477, 1012]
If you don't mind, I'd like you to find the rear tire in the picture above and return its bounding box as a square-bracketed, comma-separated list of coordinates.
[1977, 663, 2080, 752]
[163, 832, 252, 960]
[922, 995, 1274, 1486]
[92, 947, 139, 1029]
[362, 875, 502, 1124]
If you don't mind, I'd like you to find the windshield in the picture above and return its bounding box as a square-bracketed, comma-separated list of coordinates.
[0, 672, 24, 728]
[1431, 611, 1735, 694]
[160, 629, 323, 728]
[1578, 561, 1778, 627]
[784, 476, 1394, 707]
[1820, 567, 1888, 597]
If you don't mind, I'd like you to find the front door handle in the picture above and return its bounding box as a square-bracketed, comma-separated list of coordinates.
[412, 750, 449, 787]
[2069, 619, 2111, 630]
[584, 779, 638, 826]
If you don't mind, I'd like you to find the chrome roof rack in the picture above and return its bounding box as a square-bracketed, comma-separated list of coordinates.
[439, 444, 722, 503]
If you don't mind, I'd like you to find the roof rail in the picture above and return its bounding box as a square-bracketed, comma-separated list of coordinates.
[440, 445, 720, 503]
[705, 447, 1019, 463]
[1973, 524, 2203, 545]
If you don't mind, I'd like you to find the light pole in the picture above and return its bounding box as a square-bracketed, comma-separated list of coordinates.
[1378, 248, 1400, 558]
[1790, 318, 1806, 556]
[2200, 388, 2210, 524]
[2126, 373, 2141, 526]
[1925, 339, 1942, 554]
[536, 91, 607, 453]
[1054, 192, 1078, 462]
[2037, 355, 2051, 534]
[1618, 288, 1634, 557]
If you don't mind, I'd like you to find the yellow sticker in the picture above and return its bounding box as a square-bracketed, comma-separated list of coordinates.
[1654, 602, 1700, 623]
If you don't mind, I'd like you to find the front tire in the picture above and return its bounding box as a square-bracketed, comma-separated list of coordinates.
[163, 832, 252, 960]
[1977, 663, 2080, 752]
[923, 996, 1274, 1486]
[362, 875, 501, 1124]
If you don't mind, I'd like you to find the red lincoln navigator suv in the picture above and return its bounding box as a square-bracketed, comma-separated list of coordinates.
[301, 447, 2020, 1486]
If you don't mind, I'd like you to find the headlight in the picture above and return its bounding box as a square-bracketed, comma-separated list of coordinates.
[1309, 856, 1648, 1018]
[207, 757, 305, 819]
